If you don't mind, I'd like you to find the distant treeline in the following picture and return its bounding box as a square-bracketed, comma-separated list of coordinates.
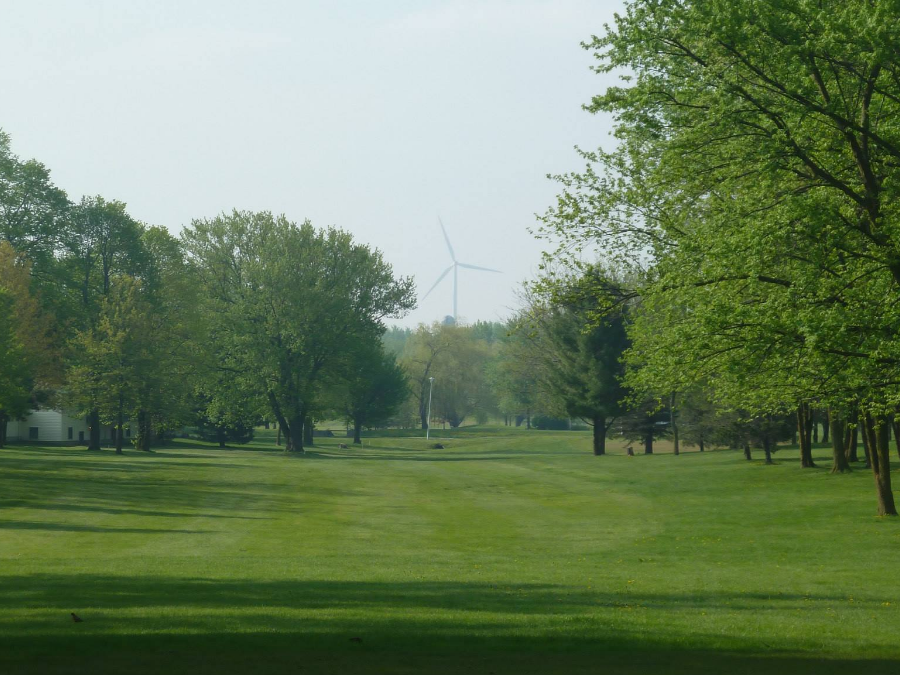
[0, 129, 416, 452]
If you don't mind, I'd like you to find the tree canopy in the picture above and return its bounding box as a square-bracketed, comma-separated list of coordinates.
[539, 0, 900, 513]
[183, 210, 416, 452]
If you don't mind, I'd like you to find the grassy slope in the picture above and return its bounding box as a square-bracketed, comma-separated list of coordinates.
[1, 429, 898, 674]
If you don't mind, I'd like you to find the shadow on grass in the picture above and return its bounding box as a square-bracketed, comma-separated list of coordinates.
[0, 521, 212, 534]
[5, 502, 270, 520]
[0, 451, 299, 517]
[0, 575, 886, 613]
[304, 450, 516, 463]
[0, 575, 896, 675]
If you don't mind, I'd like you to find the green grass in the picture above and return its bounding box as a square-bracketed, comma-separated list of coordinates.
[1, 429, 899, 674]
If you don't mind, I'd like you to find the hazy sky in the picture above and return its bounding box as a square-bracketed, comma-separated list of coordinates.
[1, 0, 624, 326]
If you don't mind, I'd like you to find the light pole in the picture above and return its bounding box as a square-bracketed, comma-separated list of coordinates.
[426, 376, 435, 440]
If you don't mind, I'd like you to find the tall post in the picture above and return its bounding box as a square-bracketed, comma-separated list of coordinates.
[426, 377, 435, 440]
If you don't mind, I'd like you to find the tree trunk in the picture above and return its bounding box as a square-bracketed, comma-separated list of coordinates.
[420, 392, 429, 430]
[744, 443, 752, 461]
[812, 409, 819, 444]
[143, 414, 153, 451]
[669, 393, 680, 455]
[268, 392, 291, 451]
[892, 418, 900, 462]
[822, 412, 829, 444]
[698, 439, 704, 453]
[135, 409, 153, 451]
[797, 403, 816, 468]
[115, 403, 124, 455]
[526, 409, 531, 430]
[804, 403, 815, 466]
[277, 425, 282, 447]
[644, 432, 653, 455]
[353, 420, 362, 445]
[592, 415, 606, 456]
[860, 421, 871, 468]
[829, 409, 850, 474]
[846, 421, 859, 463]
[304, 417, 314, 447]
[763, 437, 773, 465]
[287, 414, 305, 453]
[862, 415, 898, 516]
[0, 412, 7, 448]
[136, 410, 146, 451]
[88, 409, 102, 450]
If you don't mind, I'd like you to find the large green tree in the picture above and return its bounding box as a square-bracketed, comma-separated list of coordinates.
[184, 211, 415, 452]
[400, 323, 457, 430]
[401, 323, 493, 430]
[66, 276, 153, 454]
[517, 271, 631, 456]
[61, 196, 148, 449]
[540, 0, 900, 513]
[131, 227, 204, 449]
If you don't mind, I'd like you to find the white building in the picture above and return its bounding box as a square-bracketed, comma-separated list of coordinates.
[5, 409, 129, 445]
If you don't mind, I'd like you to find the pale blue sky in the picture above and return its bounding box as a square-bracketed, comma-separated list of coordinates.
[1, 0, 624, 325]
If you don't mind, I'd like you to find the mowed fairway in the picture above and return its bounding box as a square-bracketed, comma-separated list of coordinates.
[1, 430, 899, 675]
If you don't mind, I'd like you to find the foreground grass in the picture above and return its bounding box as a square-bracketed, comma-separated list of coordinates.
[1, 429, 898, 674]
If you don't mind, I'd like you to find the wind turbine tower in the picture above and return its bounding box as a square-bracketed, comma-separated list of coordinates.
[422, 217, 502, 322]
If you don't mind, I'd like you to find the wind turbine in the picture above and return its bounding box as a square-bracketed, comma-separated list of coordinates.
[421, 217, 502, 322]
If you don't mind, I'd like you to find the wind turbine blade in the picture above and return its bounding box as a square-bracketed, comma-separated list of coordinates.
[421, 266, 454, 300]
[457, 262, 502, 274]
[438, 217, 457, 262]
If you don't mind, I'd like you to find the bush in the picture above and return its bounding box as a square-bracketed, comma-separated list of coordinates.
[532, 415, 571, 430]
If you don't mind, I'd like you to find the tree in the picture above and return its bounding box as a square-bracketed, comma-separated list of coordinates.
[744, 414, 795, 465]
[0, 130, 70, 281]
[521, 272, 630, 456]
[488, 324, 544, 428]
[340, 341, 408, 444]
[619, 398, 669, 456]
[0, 242, 60, 447]
[183, 211, 415, 452]
[402, 323, 494, 430]
[539, 0, 900, 514]
[400, 323, 457, 430]
[429, 326, 492, 428]
[61, 196, 148, 450]
[0, 289, 29, 447]
[194, 389, 258, 448]
[130, 227, 204, 449]
[66, 276, 153, 454]
[63, 196, 148, 308]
